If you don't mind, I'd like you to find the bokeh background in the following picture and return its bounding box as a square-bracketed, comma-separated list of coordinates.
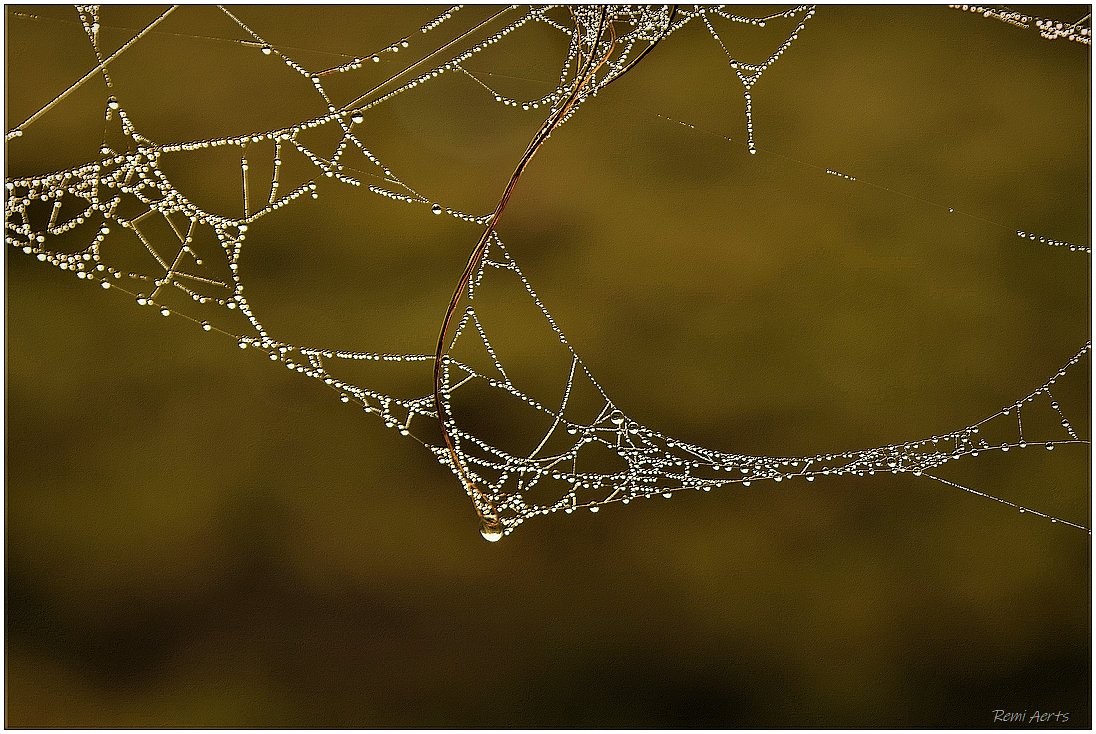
[6, 4, 1091, 727]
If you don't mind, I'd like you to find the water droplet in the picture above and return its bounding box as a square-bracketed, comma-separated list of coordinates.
[431, 203, 442, 215]
[261, 45, 272, 55]
[107, 97, 119, 110]
[352, 113, 364, 124]
[609, 410, 625, 425]
[480, 521, 504, 542]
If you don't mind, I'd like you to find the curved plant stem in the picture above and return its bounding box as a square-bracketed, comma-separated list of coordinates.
[432, 7, 675, 531]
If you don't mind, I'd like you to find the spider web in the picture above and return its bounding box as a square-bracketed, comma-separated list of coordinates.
[6, 4, 1091, 540]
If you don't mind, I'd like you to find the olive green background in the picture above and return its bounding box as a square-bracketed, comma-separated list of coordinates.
[6, 4, 1091, 727]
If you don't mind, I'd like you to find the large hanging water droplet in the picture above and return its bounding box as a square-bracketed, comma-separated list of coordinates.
[480, 521, 504, 542]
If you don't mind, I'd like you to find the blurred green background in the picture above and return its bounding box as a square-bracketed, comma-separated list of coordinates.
[6, 4, 1091, 727]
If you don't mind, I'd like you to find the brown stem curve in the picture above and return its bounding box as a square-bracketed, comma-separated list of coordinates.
[432, 7, 674, 531]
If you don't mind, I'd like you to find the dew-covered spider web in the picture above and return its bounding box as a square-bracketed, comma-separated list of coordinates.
[6, 4, 1091, 540]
